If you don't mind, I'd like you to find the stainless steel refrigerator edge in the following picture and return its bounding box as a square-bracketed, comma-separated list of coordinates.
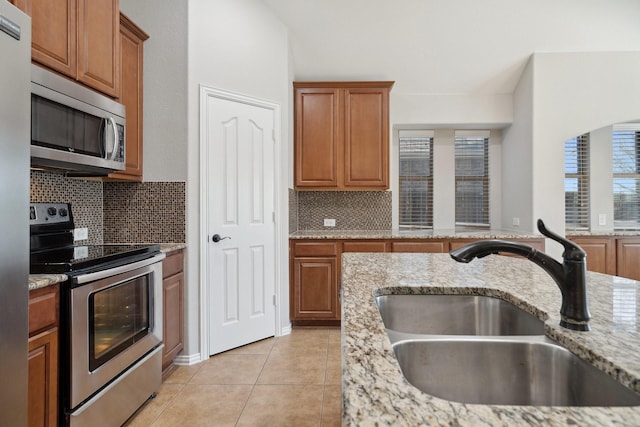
[0, 3, 31, 425]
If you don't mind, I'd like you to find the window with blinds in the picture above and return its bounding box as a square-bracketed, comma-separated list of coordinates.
[612, 125, 640, 230]
[398, 131, 433, 228]
[564, 134, 590, 231]
[455, 132, 489, 227]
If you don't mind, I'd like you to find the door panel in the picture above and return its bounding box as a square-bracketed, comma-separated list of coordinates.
[222, 248, 239, 324]
[206, 92, 276, 355]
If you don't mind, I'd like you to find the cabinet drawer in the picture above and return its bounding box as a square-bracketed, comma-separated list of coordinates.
[29, 285, 59, 336]
[163, 250, 184, 278]
[391, 241, 448, 253]
[343, 241, 388, 252]
[293, 241, 338, 257]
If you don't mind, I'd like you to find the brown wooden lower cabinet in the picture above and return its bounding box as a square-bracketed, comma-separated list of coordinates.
[343, 240, 388, 253]
[290, 241, 340, 325]
[449, 238, 545, 252]
[289, 237, 547, 326]
[292, 257, 339, 321]
[28, 284, 59, 427]
[28, 329, 58, 427]
[391, 240, 449, 253]
[617, 237, 640, 281]
[568, 237, 616, 275]
[162, 250, 185, 377]
[566, 236, 640, 280]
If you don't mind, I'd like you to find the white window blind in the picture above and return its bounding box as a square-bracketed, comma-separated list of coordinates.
[612, 125, 640, 230]
[455, 132, 489, 227]
[399, 130, 433, 228]
[565, 134, 590, 231]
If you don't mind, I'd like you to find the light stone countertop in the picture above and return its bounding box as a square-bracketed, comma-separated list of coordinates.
[290, 229, 542, 240]
[29, 274, 68, 291]
[159, 243, 187, 253]
[341, 252, 640, 426]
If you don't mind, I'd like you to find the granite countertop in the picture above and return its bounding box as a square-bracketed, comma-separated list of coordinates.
[566, 231, 640, 237]
[290, 229, 542, 240]
[28, 243, 187, 291]
[341, 252, 640, 426]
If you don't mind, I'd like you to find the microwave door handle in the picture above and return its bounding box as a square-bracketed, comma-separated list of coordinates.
[99, 118, 107, 158]
[106, 117, 119, 160]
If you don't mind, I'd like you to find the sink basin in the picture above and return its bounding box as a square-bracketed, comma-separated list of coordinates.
[376, 294, 545, 336]
[393, 338, 640, 406]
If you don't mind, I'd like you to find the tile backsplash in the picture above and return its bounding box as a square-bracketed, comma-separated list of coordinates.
[30, 170, 186, 244]
[289, 188, 298, 233]
[103, 181, 186, 243]
[30, 170, 104, 244]
[294, 190, 392, 230]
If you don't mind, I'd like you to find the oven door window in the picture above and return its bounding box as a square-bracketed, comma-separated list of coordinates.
[89, 274, 151, 371]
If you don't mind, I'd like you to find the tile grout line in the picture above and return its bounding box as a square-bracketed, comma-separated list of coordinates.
[145, 382, 187, 426]
[233, 339, 276, 426]
[142, 364, 203, 426]
[319, 331, 331, 426]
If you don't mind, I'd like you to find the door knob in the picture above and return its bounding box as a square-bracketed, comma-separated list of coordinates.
[211, 234, 231, 243]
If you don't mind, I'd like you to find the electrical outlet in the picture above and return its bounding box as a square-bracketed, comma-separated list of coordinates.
[73, 227, 88, 241]
[512, 217, 520, 227]
[598, 214, 606, 226]
[324, 218, 336, 227]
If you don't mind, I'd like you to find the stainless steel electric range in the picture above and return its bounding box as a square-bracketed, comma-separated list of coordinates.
[30, 202, 165, 427]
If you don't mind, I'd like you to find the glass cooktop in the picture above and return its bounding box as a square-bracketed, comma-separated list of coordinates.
[30, 244, 161, 274]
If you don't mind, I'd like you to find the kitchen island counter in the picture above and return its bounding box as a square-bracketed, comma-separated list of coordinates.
[341, 252, 640, 426]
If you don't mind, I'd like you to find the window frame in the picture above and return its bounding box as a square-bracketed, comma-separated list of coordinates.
[612, 126, 640, 230]
[398, 131, 434, 229]
[454, 132, 490, 228]
[564, 134, 590, 231]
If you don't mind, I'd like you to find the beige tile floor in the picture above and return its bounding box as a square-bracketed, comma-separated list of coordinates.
[125, 327, 342, 427]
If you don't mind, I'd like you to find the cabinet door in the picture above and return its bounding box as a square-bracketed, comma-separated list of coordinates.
[76, 0, 119, 96]
[108, 14, 148, 181]
[162, 272, 184, 371]
[292, 257, 338, 319]
[343, 87, 389, 189]
[569, 237, 616, 275]
[391, 241, 448, 253]
[14, 0, 77, 78]
[617, 238, 640, 281]
[28, 328, 58, 427]
[294, 88, 341, 188]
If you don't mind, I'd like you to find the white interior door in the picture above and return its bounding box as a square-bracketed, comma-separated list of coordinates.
[205, 91, 276, 355]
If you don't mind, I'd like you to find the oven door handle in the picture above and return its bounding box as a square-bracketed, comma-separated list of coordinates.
[73, 253, 166, 285]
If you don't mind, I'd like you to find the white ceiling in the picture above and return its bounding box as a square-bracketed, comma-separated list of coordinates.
[261, 0, 640, 95]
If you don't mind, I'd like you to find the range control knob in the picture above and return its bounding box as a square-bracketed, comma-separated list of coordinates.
[47, 207, 57, 216]
[58, 208, 68, 217]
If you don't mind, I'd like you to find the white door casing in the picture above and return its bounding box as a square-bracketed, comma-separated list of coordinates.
[200, 86, 279, 356]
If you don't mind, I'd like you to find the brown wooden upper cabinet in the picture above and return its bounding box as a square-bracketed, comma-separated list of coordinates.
[12, 0, 120, 97]
[294, 81, 394, 190]
[107, 14, 148, 181]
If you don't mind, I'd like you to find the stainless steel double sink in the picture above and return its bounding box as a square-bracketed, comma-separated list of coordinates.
[375, 294, 640, 407]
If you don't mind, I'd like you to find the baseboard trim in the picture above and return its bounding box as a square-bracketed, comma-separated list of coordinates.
[280, 323, 292, 336]
[173, 353, 202, 366]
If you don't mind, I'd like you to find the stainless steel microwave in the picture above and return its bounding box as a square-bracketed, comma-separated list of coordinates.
[30, 65, 126, 176]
